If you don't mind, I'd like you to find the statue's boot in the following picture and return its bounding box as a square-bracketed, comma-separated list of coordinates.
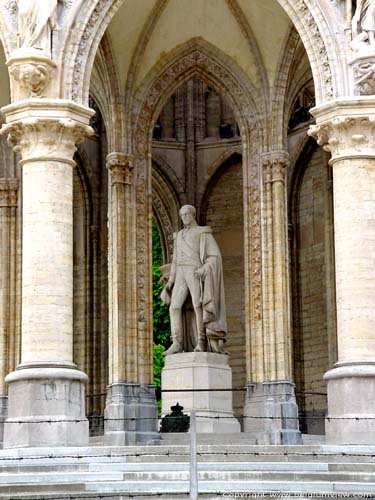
[194, 306, 206, 352]
[194, 330, 207, 352]
[164, 330, 183, 356]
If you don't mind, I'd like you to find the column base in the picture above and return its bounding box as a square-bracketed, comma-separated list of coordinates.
[324, 361, 375, 444]
[3, 363, 88, 449]
[244, 381, 302, 445]
[104, 383, 160, 446]
[161, 352, 240, 433]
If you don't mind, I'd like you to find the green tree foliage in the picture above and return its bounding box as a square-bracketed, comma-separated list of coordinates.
[152, 218, 171, 347]
[152, 218, 171, 413]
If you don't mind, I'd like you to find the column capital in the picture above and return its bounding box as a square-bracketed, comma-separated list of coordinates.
[0, 100, 94, 166]
[262, 151, 289, 183]
[0, 179, 19, 207]
[107, 152, 135, 185]
[308, 98, 375, 164]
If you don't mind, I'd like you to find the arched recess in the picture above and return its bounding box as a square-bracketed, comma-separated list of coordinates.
[289, 137, 337, 435]
[200, 152, 245, 414]
[62, 0, 346, 106]
[132, 40, 263, 385]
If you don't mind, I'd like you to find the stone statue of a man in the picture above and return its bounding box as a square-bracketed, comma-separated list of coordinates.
[352, 0, 375, 51]
[18, 0, 58, 52]
[161, 205, 227, 356]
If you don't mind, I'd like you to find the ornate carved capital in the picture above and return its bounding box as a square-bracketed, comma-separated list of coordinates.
[107, 153, 135, 185]
[7, 49, 58, 100]
[0, 179, 19, 207]
[262, 152, 289, 184]
[0, 101, 94, 166]
[309, 100, 375, 164]
[309, 116, 375, 162]
[1, 118, 93, 166]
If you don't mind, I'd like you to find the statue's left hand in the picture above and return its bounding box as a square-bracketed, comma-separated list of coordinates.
[195, 267, 206, 279]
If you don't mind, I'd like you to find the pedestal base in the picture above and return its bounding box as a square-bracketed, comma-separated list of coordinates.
[104, 383, 160, 446]
[244, 381, 301, 444]
[324, 362, 375, 444]
[161, 352, 240, 433]
[3, 364, 88, 448]
[0, 396, 7, 448]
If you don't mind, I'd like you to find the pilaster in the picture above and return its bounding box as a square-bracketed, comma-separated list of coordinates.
[0, 179, 19, 446]
[309, 98, 375, 444]
[244, 151, 300, 444]
[105, 152, 159, 446]
[0, 99, 93, 448]
[261, 151, 292, 381]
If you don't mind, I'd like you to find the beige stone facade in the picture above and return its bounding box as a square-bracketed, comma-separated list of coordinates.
[0, 0, 373, 447]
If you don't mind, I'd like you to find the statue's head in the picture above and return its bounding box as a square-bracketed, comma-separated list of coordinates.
[179, 205, 196, 226]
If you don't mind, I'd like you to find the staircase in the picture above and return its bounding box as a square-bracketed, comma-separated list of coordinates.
[0, 444, 375, 499]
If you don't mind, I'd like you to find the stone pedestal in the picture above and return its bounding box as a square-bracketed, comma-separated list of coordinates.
[161, 352, 240, 433]
[244, 381, 301, 445]
[104, 383, 160, 446]
[4, 364, 88, 449]
[324, 362, 375, 445]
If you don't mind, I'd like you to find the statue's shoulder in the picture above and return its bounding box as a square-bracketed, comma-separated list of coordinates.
[197, 225, 212, 234]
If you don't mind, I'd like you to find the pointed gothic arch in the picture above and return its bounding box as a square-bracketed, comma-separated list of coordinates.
[130, 40, 263, 383]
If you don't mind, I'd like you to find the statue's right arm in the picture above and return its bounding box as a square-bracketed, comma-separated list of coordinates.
[166, 233, 177, 290]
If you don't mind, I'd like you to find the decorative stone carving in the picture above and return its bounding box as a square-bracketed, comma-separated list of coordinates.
[107, 152, 135, 185]
[0, 179, 18, 207]
[352, 56, 375, 95]
[308, 114, 375, 162]
[2, 117, 93, 162]
[263, 157, 289, 184]
[71, 0, 118, 102]
[7, 50, 57, 100]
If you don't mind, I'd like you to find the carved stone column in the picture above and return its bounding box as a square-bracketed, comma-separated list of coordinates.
[244, 152, 301, 445]
[309, 99, 375, 444]
[104, 152, 159, 446]
[0, 179, 19, 445]
[0, 99, 93, 448]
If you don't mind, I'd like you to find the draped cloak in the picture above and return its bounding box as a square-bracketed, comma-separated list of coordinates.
[18, 0, 57, 50]
[165, 226, 227, 352]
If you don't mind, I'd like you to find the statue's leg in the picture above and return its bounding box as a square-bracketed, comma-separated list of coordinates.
[164, 276, 188, 356]
[186, 270, 207, 352]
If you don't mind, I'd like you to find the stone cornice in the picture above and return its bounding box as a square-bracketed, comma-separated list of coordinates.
[106, 152, 135, 185]
[309, 99, 375, 163]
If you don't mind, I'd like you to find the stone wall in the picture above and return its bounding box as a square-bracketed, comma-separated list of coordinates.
[292, 146, 335, 434]
[204, 159, 245, 415]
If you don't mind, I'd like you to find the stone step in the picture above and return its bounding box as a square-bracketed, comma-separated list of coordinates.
[88, 460, 330, 472]
[0, 471, 124, 484]
[85, 479, 375, 494]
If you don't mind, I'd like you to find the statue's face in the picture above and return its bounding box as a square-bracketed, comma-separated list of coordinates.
[180, 207, 195, 226]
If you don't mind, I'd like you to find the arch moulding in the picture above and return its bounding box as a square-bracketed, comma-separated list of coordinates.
[62, 0, 344, 107]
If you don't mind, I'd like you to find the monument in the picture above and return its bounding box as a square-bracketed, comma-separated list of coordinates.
[160, 205, 240, 433]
